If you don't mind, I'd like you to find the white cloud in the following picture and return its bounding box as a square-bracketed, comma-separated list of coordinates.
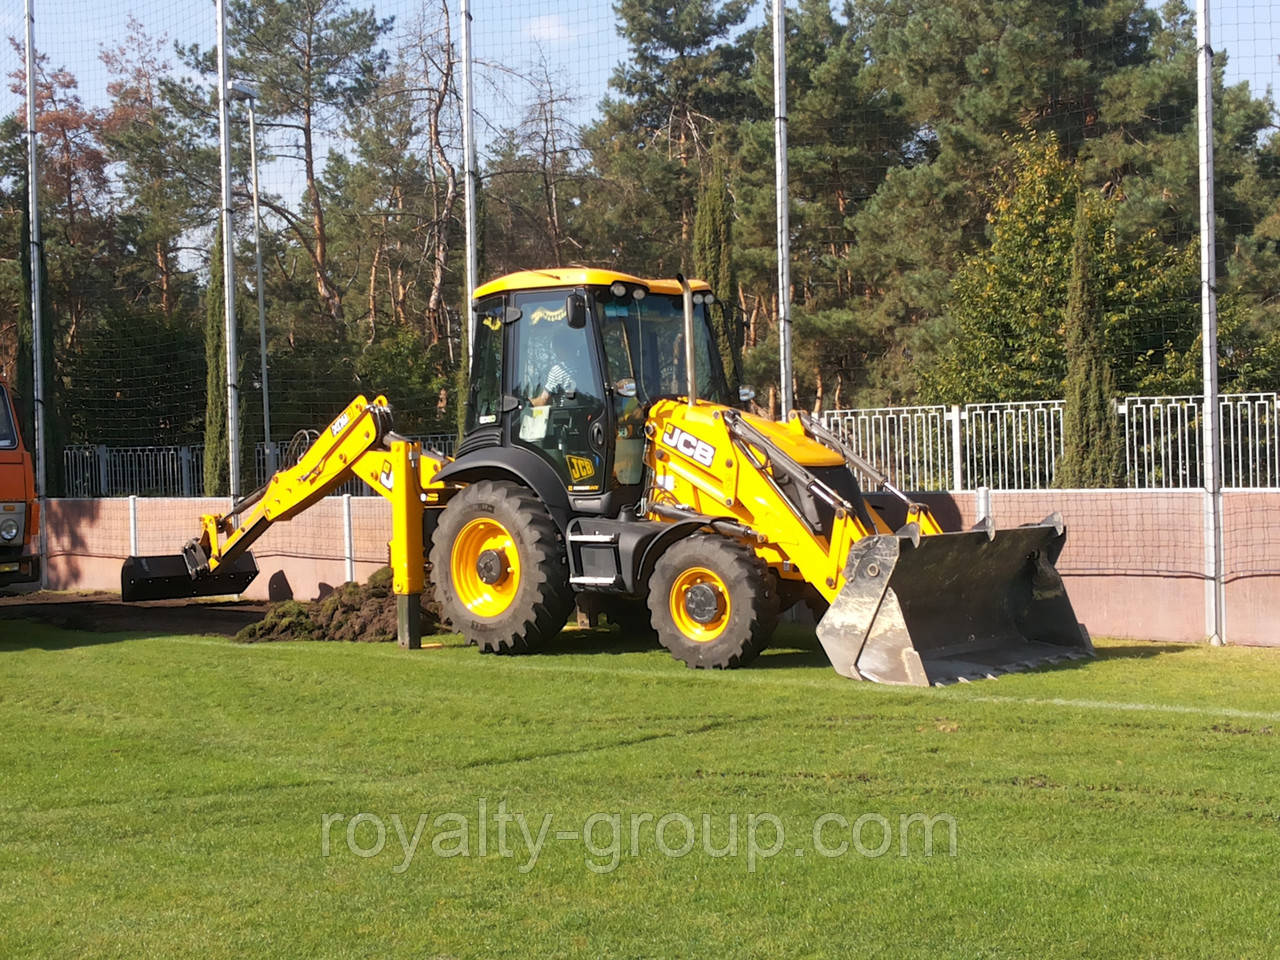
[526, 14, 575, 45]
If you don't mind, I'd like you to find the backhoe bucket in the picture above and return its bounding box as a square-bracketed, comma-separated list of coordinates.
[816, 515, 1092, 686]
[121, 552, 259, 602]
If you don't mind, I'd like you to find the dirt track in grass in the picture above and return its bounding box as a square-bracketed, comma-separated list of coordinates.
[0, 566, 442, 643]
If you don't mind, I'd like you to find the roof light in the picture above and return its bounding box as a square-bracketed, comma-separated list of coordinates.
[610, 281, 627, 297]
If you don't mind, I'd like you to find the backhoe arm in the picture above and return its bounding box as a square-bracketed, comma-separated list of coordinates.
[190, 395, 395, 576]
[121, 394, 448, 606]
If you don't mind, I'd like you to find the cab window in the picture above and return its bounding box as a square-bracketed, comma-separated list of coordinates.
[465, 297, 504, 434]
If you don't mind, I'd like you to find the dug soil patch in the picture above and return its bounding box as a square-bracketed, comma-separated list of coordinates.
[236, 566, 442, 643]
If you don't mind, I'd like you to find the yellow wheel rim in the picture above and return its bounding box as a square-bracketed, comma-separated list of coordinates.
[669, 566, 730, 642]
[451, 517, 521, 618]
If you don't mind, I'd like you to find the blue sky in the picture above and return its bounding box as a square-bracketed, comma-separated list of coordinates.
[5, 0, 1273, 120]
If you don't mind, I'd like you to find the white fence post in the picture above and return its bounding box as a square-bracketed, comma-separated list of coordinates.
[128, 495, 138, 556]
[949, 405, 963, 491]
[975, 486, 991, 525]
[342, 493, 355, 584]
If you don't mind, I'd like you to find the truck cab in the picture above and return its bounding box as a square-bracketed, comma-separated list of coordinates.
[0, 379, 39, 586]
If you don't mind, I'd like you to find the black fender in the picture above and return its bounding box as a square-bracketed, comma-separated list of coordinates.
[433, 446, 572, 531]
[635, 520, 709, 593]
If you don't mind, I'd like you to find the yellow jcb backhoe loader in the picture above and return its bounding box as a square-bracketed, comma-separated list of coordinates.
[122, 268, 1091, 685]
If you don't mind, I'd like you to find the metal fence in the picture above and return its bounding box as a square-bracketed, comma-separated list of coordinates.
[61, 394, 1280, 496]
[963, 401, 1064, 491]
[63, 434, 458, 498]
[821, 406, 958, 492]
[820, 393, 1280, 491]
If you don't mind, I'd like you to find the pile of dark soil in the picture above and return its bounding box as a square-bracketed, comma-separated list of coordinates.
[236, 566, 441, 643]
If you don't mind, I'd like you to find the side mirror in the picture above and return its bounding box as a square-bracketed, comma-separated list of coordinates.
[615, 378, 638, 398]
[738, 385, 757, 403]
[566, 293, 587, 329]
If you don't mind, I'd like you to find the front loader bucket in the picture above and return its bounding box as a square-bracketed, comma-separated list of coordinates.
[816, 515, 1092, 686]
[121, 552, 259, 602]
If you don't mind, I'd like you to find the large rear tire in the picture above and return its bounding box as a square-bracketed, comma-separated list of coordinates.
[431, 479, 572, 654]
[647, 534, 777, 669]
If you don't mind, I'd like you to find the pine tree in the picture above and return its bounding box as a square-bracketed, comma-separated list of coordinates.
[580, 0, 754, 272]
[1058, 194, 1123, 488]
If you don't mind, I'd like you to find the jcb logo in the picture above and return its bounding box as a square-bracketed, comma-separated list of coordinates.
[566, 455, 595, 482]
[661, 425, 716, 468]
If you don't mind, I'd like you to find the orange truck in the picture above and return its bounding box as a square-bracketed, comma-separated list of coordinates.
[0, 378, 39, 586]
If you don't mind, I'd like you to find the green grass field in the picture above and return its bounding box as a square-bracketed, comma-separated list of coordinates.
[1, 621, 1278, 959]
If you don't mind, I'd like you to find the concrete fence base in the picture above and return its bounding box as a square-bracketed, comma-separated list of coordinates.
[40, 492, 1280, 647]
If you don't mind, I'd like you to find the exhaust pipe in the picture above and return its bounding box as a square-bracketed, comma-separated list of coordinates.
[676, 273, 696, 407]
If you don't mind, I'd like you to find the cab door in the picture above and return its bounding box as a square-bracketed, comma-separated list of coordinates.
[506, 289, 608, 493]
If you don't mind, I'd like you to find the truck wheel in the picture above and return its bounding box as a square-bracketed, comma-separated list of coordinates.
[647, 534, 777, 669]
[431, 479, 572, 654]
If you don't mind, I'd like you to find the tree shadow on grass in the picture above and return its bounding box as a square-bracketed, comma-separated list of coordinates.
[0, 598, 267, 650]
[0, 620, 136, 650]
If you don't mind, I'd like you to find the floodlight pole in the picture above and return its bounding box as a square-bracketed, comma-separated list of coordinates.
[1196, 0, 1224, 644]
[229, 82, 273, 475]
[772, 0, 793, 419]
[24, 0, 47, 586]
[460, 0, 479, 370]
[216, 0, 241, 499]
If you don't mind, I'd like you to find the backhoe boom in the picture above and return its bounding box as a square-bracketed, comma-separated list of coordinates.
[121, 395, 447, 624]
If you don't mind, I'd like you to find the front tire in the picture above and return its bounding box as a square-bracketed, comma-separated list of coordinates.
[431, 480, 572, 654]
[647, 534, 777, 669]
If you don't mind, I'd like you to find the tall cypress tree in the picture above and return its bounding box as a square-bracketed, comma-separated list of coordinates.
[204, 238, 229, 497]
[1058, 194, 1123, 488]
[693, 144, 738, 388]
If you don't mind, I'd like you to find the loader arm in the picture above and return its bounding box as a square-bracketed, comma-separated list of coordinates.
[643, 398, 1091, 685]
[122, 395, 450, 603]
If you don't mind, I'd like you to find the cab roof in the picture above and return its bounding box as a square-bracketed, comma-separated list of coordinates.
[473, 268, 711, 300]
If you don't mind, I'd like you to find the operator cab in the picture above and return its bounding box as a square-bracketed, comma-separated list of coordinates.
[463, 269, 736, 519]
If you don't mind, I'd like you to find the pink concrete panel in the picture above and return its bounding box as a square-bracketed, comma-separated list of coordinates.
[989, 490, 1205, 577]
[868, 490, 1212, 643]
[350, 496, 392, 564]
[33, 490, 1280, 646]
[990, 491, 1208, 642]
[1221, 492, 1280, 646]
[44, 499, 132, 591]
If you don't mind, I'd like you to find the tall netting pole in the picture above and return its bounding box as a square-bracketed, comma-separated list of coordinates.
[23, 0, 46, 584]
[216, 0, 240, 499]
[1196, 0, 1224, 644]
[246, 99, 272, 475]
[460, 0, 479, 371]
[772, 0, 792, 419]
